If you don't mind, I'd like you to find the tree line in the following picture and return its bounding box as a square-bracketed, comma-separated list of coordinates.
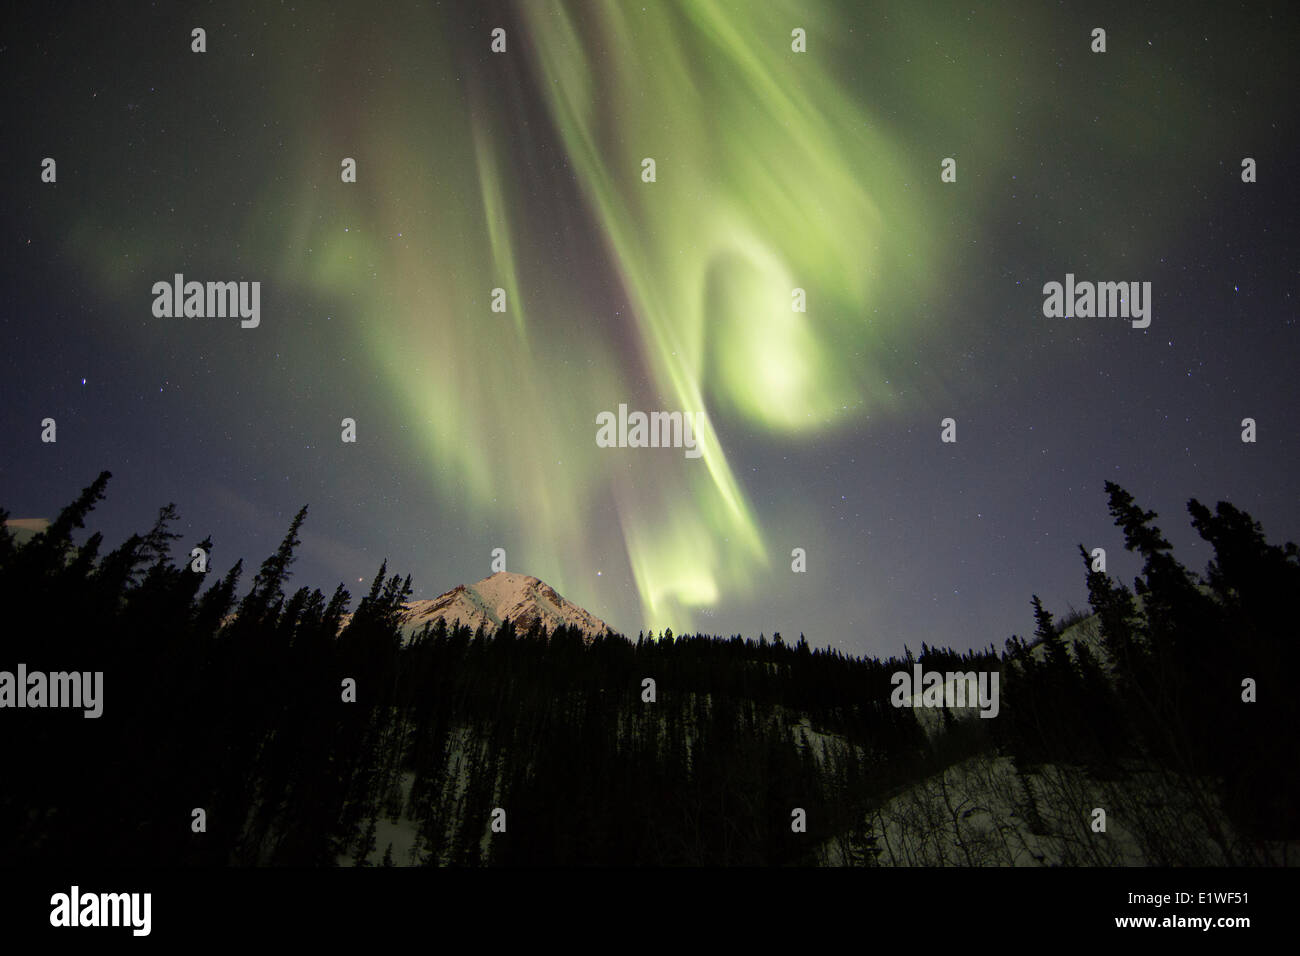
[0, 473, 1294, 865]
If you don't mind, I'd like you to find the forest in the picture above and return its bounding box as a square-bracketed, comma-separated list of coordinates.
[1, 473, 1295, 865]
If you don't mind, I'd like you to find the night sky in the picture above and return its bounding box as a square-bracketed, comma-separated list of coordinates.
[2, 1, 1296, 658]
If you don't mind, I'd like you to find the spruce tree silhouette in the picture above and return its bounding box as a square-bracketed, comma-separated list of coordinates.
[3, 474, 1294, 866]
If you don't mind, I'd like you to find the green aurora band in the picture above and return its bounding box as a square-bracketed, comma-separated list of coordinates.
[60, 0, 1231, 631]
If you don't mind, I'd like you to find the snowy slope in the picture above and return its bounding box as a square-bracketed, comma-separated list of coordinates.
[3, 518, 51, 547]
[401, 571, 612, 640]
[1027, 612, 1107, 666]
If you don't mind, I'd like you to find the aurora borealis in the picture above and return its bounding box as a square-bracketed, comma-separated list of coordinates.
[3, 0, 1297, 654]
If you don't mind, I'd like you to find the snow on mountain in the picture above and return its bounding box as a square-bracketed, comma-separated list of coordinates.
[400, 571, 612, 641]
[3, 518, 50, 548]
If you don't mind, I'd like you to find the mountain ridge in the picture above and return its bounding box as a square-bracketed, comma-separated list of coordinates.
[399, 571, 612, 640]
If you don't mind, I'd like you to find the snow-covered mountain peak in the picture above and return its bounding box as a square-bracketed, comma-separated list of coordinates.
[401, 571, 612, 641]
